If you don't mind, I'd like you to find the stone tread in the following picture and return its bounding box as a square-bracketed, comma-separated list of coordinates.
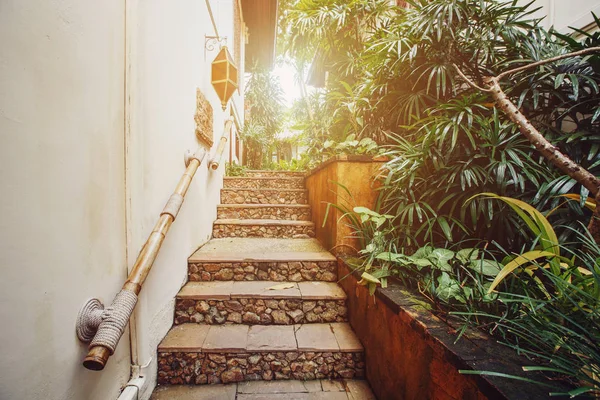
[189, 238, 335, 262]
[214, 219, 315, 226]
[178, 281, 346, 300]
[158, 323, 363, 353]
[151, 380, 376, 399]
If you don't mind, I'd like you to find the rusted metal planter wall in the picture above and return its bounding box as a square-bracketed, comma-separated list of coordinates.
[305, 155, 385, 255]
[337, 259, 558, 400]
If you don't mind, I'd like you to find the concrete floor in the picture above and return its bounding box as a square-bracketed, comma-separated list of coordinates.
[151, 379, 376, 399]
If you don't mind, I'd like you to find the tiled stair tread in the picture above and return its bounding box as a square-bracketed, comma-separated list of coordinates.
[158, 323, 363, 353]
[151, 380, 376, 399]
[214, 219, 315, 226]
[189, 238, 336, 262]
[218, 204, 310, 209]
[178, 281, 346, 300]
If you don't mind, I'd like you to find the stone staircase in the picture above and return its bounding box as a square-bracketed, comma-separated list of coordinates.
[152, 170, 374, 399]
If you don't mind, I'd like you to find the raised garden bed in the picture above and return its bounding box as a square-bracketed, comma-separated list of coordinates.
[305, 155, 386, 255]
[337, 257, 568, 400]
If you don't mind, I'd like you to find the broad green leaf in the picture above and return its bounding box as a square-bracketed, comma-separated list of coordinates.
[430, 248, 455, 271]
[408, 257, 433, 269]
[457, 248, 479, 263]
[468, 259, 502, 277]
[436, 272, 462, 302]
[470, 193, 559, 255]
[413, 245, 433, 259]
[488, 250, 557, 293]
[375, 252, 404, 262]
[561, 193, 597, 211]
[360, 272, 381, 284]
[353, 206, 379, 216]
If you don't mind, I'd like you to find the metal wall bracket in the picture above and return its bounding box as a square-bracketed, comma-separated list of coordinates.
[204, 35, 228, 61]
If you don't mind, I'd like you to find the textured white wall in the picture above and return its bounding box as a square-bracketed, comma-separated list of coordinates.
[524, 0, 600, 32]
[124, 1, 238, 398]
[0, 1, 131, 400]
[0, 0, 240, 399]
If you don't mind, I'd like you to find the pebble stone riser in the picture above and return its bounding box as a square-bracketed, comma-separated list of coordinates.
[157, 351, 365, 385]
[188, 261, 337, 282]
[221, 189, 308, 205]
[223, 178, 305, 190]
[212, 224, 315, 239]
[217, 206, 311, 221]
[244, 171, 306, 178]
[174, 298, 348, 325]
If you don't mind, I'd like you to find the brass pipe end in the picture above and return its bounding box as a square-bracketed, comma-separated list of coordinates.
[83, 346, 111, 371]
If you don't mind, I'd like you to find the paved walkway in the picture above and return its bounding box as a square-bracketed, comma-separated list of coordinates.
[151, 379, 376, 399]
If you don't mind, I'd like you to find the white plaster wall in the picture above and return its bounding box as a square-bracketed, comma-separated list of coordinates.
[124, 1, 239, 398]
[0, 1, 131, 400]
[524, 0, 600, 32]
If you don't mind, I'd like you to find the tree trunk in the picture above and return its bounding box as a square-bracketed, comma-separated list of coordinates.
[587, 193, 600, 245]
[484, 76, 600, 197]
[483, 76, 600, 243]
[454, 46, 600, 243]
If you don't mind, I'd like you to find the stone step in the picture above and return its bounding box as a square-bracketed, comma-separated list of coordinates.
[221, 188, 308, 205]
[245, 170, 306, 178]
[157, 323, 365, 385]
[217, 204, 311, 221]
[188, 238, 337, 282]
[213, 219, 315, 239]
[223, 176, 305, 190]
[151, 379, 376, 399]
[174, 281, 347, 325]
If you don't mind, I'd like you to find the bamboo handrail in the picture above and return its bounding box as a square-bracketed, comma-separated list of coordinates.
[76, 148, 207, 371]
[208, 119, 233, 170]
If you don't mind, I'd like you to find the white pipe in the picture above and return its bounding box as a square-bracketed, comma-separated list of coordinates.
[120, 0, 146, 398]
[117, 377, 146, 400]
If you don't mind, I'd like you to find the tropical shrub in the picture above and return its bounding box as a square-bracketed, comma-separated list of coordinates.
[281, 0, 600, 251]
[242, 67, 286, 168]
[345, 198, 600, 396]
[225, 162, 247, 177]
[323, 134, 379, 157]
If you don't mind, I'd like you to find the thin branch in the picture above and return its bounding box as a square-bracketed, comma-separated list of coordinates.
[496, 46, 600, 81]
[452, 64, 492, 92]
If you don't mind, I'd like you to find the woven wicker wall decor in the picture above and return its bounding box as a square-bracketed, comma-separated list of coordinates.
[194, 88, 214, 148]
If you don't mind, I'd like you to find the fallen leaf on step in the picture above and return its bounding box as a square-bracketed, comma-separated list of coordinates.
[267, 283, 295, 290]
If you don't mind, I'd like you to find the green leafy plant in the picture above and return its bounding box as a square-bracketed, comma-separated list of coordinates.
[280, 0, 600, 252]
[323, 134, 379, 157]
[225, 162, 247, 177]
[264, 156, 311, 172]
[242, 66, 286, 169]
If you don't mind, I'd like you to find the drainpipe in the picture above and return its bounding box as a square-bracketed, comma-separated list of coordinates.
[116, 377, 145, 400]
[119, 0, 149, 397]
[115, 310, 151, 400]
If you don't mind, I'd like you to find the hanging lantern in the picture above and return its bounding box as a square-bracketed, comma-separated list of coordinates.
[211, 46, 238, 110]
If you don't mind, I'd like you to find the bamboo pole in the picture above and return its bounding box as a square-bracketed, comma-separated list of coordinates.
[208, 119, 234, 170]
[82, 148, 206, 371]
